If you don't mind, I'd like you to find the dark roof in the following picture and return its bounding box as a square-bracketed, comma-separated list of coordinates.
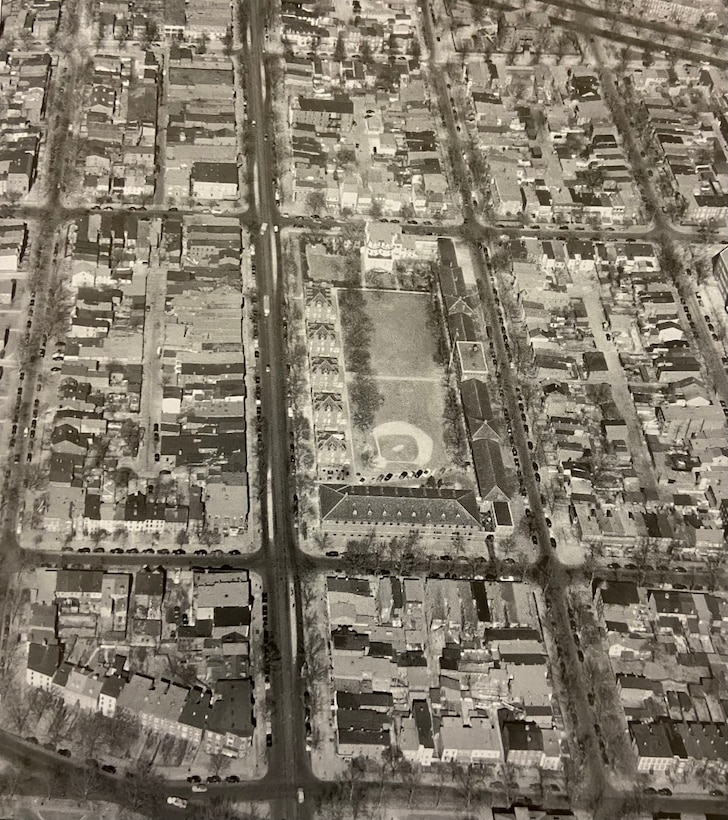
[208, 679, 254, 738]
[179, 688, 212, 731]
[439, 266, 467, 298]
[190, 162, 238, 185]
[598, 581, 640, 606]
[448, 311, 477, 343]
[332, 630, 369, 652]
[438, 238, 458, 267]
[134, 570, 164, 597]
[337, 728, 389, 746]
[412, 699, 434, 749]
[27, 643, 60, 677]
[336, 708, 390, 731]
[502, 720, 543, 753]
[471, 581, 490, 622]
[327, 577, 371, 596]
[583, 351, 609, 372]
[460, 378, 494, 428]
[56, 570, 105, 595]
[100, 674, 126, 699]
[213, 607, 251, 628]
[471, 438, 510, 501]
[298, 95, 353, 114]
[336, 691, 394, 710]
[649, 590, 696, 616]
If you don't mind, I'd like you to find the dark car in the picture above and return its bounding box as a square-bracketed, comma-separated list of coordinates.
[102, 765, 116, 774]
[58, 749, 72, 757]
[187, 775, 201, 783]
[657, 788, 672, 796]
[207, 775, 222, 784]
[225, 775, 240, 783]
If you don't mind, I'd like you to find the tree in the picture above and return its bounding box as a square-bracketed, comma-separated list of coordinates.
[400, 201, 416, 220]
[334, 32, 347, 62]
[398, 760, 422, 807]
[305, 189, 327, 214]
[369, 200, 383, 219]
[360, 39, 374, 66]
[141, 20, 159, 48]
[210, 750, 231, 777]
[337, 146, 356, 165]
[123, 761, 165, 816]
[5, 687, 31, 735]
[222, 26, 234, 56]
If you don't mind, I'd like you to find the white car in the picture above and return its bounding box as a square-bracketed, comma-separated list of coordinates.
[191, 784, 208, 793]
[167, 796, 188, 809]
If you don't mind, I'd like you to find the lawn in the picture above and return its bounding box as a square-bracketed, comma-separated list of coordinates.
[348, 376, 451, 474]
[340, 288, 462, 477]
[362, 291, 442, 379]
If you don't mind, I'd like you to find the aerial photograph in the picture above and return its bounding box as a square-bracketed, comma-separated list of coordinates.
[0, 0, 727, 818]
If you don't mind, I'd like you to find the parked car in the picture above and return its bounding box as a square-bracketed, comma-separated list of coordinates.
[167, 797, 188, 809]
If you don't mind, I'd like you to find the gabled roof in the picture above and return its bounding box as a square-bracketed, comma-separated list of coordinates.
[460, 378, 494, 427]
[471, 438, 510, 501]
[27, 643, 61, 677]
[319, 484, 481, 528]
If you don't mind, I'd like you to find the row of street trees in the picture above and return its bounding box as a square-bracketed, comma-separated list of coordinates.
[342, 529, 425, 576]
[338, 282, 384, 431]
[316, 751, 530, 818]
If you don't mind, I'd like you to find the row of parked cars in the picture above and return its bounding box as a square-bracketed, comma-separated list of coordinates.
[61, 546, 243, 556]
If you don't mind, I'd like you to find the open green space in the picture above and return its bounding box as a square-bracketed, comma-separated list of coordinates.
[362, 290, 441, 379]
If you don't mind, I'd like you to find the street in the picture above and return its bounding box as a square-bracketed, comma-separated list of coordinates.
[237, 1, 309, 818]
[1, 0, 727, 816]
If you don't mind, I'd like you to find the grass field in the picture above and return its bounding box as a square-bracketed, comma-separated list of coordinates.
[363, 291, 441, 379]
[340, 289, 457, 475]
[371, 378, 449, 470]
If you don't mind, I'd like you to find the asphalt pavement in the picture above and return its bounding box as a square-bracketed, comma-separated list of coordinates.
[3, 1, 727, 816]
[239, 1, 310, 818]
